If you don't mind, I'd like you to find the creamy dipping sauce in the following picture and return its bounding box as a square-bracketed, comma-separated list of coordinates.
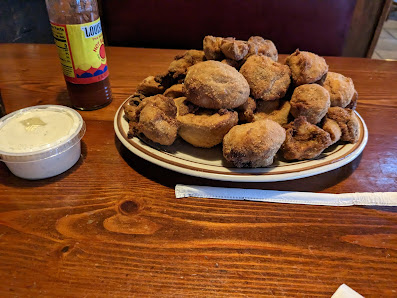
[0, 105, 85, 180]
[0, 107, 80, 153]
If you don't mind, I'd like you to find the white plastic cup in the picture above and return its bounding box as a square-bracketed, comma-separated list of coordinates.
[0, 105, 86, 180]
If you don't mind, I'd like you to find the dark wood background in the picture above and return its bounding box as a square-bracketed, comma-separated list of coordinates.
[0, 0, 392, 57]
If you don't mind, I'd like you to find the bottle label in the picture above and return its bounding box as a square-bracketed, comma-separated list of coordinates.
[50, 18, 109, 84]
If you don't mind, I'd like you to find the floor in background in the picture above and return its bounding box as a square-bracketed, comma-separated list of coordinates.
[372, 19, 397, 60]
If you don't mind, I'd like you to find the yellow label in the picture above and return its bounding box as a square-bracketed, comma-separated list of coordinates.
[50, 18, 109, 84]
[50, 24, 74, 77]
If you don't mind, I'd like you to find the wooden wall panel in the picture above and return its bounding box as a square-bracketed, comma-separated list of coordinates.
[343, 0, 392, 57]
[0, 0, 393, 57]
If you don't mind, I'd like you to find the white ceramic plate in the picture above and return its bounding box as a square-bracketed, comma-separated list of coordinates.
[114, 99, 368, 182]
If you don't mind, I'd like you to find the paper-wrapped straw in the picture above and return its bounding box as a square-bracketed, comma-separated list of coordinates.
[175, 184, 397, 206]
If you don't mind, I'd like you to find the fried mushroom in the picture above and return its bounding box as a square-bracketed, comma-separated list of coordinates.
[173, 96, 198, 116]
[322, 117, 342, 145]
[282, 116, 332, 160]
[254, 99, 291, 125]
[326, 107, 360, 143]
[220, 38, 249, 61]
[203, 36, 224, 60]
[345, 90, 358, 110]
[246, 36, 278, 61]
[323, 72, 356, 107]
[177, 105, 238, 148]
[126, 94, 179, 145]
[136, 76, 165, 96]
[223, 119, 286, 168]
[154, 72, 178, 89]
[168, 50, 205, 80]
[184, 60, 250, 109]
[221, 58, 242, 69]
[239, 55, 291, 101]
[286, 49, 329, 86]
[236, 97, 256, 123]
[127, 92, 146, 107]
[290, 84, 330, 124]
[164, 84, 184, 99]
[124, 102, 139, 123]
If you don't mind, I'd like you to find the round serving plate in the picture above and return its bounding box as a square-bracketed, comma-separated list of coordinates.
[114, 99, 368, 182]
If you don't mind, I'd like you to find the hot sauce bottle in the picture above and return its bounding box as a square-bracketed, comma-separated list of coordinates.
[46, 0, 112, 110]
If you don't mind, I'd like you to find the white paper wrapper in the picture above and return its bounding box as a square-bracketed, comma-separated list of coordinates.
[175, 184, 397, 206]
[331, 284, 364, 298]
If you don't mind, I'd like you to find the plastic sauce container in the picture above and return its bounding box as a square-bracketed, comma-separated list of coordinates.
[0, 105, 86, 180]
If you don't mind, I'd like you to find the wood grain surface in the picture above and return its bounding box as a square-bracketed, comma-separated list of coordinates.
[0, 44, 396, 297]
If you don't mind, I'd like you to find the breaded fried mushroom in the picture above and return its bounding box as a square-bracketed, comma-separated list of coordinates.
[240, 55, 291, 101]
[136, 76, 165, 96]
[173, 97, 199, 116]
[246, 36, 278, 61]
[282, 116, 332, 160]
[203, 36, 224, 60]
[322, 117, 342, 145]
[286, 49, 329, 86]
[124, 93, 147, 131]
[254, 99, 291, 125]
[290, 84, 330, 124]
[124, 102, 139, 123]
[178, 105, 238, 148]
[127, 94, 179, 145]
[220, 38, 249, 61]
[168, 50, 205, 80]
[223, 119, 286, 168]
[326, 107, 360, 143]
[164, 84, 184, 99]
[236, 97, 256, 123]
[323, 72, 356, 107]
[221, 58, 242, 69]
[127, 92, 146, 107]
[184, 60, 250, 109]
[154, 72, 177, 89]
[345, 90, 358, 110]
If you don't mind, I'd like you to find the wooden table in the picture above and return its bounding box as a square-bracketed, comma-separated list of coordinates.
[0, 44, 396, 297]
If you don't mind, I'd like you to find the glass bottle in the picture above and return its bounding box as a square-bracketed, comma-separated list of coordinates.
[46, 0, 112, 110]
